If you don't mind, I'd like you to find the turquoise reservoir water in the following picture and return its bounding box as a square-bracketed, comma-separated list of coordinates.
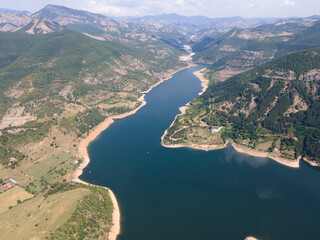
[80, 65, 320, 240]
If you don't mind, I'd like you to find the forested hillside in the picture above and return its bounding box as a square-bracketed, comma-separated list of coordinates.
[163, 50, 320, 162]
[0, 29, 184, 165]
[0, 30, 183, 117]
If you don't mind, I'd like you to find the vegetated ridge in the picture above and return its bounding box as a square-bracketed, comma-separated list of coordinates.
[163, 50, 320, 164]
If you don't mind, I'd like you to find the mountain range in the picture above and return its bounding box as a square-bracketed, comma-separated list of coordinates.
[1, 4, 320, 239]
[0, 5, 279, 43]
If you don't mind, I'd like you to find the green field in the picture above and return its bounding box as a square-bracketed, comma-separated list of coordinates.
[0, 187, 90, 240]
[25, 151, 73, 178]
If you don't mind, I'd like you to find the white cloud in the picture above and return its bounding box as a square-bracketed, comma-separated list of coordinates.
[175, 0, 184, 5]
[2, 0, 320, 18]
[91, 5, 123, 15]
[83, 0, 136, 15]
[283, 0, 296, 6]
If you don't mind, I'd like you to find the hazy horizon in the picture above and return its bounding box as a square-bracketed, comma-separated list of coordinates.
[0, 0, 319, 19]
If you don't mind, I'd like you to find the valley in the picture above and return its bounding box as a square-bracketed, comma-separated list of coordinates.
[0, 5, 188, 240]
[0, 3, 320, 240]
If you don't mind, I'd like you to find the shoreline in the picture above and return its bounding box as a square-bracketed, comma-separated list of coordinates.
[161, 67, 301, 169]
[303, 157, 320, 167]
[162, 139, 300, 168]
[193, 68, 209, 95]
[231, 142, 300, 168]
[160, 67, 210, 146]
[72, 177, 121, 240]
[162, 141, 227, 151]
[72, 64, 190, 240]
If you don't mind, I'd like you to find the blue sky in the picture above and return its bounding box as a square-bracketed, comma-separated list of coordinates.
[0, 0, 320, 18]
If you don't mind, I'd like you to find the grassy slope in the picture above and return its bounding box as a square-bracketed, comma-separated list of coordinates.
[0, 187, 90, 240]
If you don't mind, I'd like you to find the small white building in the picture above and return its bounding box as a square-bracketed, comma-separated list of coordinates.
[9, 178, 18, 185]
[211, 126, 222, 133]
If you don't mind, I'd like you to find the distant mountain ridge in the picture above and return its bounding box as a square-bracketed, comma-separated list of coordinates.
[190, 16, 320, 87]
[0, 8, 29, 14]
[0, 5, 279, 44]
[0, 9, 31, 31]
[0, 5, 157, 42]
[193, 17, 320, 64]
[2, 4, 320, 51]
[124, 13, 279, 40]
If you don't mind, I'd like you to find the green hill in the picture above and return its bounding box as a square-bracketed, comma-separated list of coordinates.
[163, 50, 320, 162]
[0, 29, 184, 164]
[0, 30, 183, 117]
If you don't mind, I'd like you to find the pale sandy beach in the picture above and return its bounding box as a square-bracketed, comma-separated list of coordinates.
[231, 142, 300, 168]
[162, 141, 227, 151]
[193, 68, 209, 95]
[303, 157, 320, 166]
[245, 237, 259, 240]
[72, 64, 189, 240]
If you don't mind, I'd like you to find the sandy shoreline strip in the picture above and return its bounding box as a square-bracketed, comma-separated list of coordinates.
[161, 66, 210, 147]
[193, 68, 209, 95]
[245, 237, 259, 240]
[72, 64, 189, 240]
[231, 142, 300, 168]
[162, 141, 227, 151]
[303, 157, 320, 166]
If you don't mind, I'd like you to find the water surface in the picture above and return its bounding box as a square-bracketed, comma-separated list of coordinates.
[81, 65, 320, 240]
